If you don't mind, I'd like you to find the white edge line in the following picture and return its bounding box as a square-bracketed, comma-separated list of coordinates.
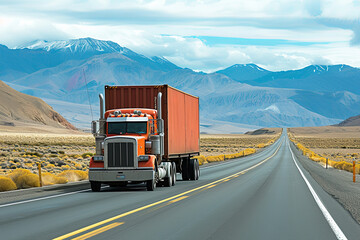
[0, 186, 109, 209]
[288, 139, 348, 240]
[0, 189, 91, 208]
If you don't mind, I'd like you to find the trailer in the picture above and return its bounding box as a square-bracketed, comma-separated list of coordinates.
[89, 85, 200, 191]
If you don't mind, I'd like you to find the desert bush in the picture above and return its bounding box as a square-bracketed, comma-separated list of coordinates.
[194, 148, 257, 165]
[290, 136, 360, 174]
[333, 161, 353, 172]
[7, 169, 40, 188]
[0, 176, 17, 191]
[42, 172, 68, 185]
[81, 153, 94, 158]
[58, 170, 88, 182]
[25, 152, 43, 157]
[193, 155, 207, 165]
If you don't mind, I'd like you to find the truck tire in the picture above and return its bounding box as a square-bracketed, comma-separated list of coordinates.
[189, 158, 196, 180]
[171, 162, 176, 186]
[164, 166, 173, 187]
[90, 181, 101, 192]
[181, 158, 189, 181]
[195, 159, 200, 180]
[147, 177, 156, 191]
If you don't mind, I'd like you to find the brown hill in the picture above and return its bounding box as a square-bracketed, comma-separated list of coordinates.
[0, 80, 76, 130]
[337, 115, 360, 126]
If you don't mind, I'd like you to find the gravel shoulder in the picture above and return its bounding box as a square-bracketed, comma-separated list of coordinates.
[290, 141, 360, 224]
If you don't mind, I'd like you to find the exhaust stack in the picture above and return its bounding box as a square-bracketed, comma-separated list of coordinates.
[157, 92, 164, 160]
[95, 94, 106, 156]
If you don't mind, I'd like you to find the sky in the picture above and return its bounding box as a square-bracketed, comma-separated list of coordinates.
[0, 0, 360, 72]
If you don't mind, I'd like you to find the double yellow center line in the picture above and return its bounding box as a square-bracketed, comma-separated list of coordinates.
[54, 139, 283, 240]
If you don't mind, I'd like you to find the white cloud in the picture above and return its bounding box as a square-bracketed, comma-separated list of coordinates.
[0, 0, 360, 71]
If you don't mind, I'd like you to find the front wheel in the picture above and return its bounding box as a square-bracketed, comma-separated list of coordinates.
[171, 162, 177, 186]
[90, 181, 101, 192]
[146, 177, 156, 191]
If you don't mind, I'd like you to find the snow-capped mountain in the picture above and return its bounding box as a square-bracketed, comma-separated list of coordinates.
[18, 37, 128, 54]
[1, 38, 360, 131]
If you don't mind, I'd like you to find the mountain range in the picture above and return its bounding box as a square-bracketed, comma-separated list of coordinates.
[1, 37, 359, 133]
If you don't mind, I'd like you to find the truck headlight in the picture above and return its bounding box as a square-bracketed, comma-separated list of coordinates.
[93, 156, 104, 161]
[138, 155, 150, 161]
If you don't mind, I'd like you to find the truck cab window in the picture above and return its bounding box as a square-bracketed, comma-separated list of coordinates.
[127, 122, 147, 134]
[108, 122, 126, 134]
[108, 122, 147, 134]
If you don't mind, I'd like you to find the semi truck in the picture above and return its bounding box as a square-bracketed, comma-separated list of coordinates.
[89, 85, 200, 191]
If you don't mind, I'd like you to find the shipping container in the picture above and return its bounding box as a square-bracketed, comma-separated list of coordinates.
[104, 85, 200, 159]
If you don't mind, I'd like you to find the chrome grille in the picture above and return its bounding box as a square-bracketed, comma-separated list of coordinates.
[107, 142, 135, 168]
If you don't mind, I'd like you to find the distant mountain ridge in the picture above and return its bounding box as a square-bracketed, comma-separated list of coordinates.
[1, 38, 360, 132]
[217, 64, 360, 95]
[337, 114, 360, 126]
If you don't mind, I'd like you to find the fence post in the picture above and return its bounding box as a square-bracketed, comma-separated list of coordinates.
[38, 162, 43, 187]
[326, 158, 328, 169]
[353, 160, 356, 183]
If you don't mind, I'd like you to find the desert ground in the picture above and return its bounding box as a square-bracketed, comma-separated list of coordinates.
[0, 127, 282, 176]
[288, 126, 360, 164]
[200, 128, 282, 157]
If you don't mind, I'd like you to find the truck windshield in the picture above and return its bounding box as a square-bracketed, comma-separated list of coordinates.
[108, 122, 147, 134]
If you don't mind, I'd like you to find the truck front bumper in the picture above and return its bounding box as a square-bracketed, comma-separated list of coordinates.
[89, 168, 154, 182]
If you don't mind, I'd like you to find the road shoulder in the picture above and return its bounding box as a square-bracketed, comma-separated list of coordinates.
[290, 141, 360, 225]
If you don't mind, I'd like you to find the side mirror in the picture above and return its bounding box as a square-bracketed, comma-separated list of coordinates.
[91, 121, 98, 136]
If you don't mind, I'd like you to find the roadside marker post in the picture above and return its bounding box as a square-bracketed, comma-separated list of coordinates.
[38, 162, 43, 187]
[326, 158, 328, 169]
[353, 160, 356, 183]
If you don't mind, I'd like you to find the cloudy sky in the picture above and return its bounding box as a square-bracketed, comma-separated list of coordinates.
[0, 0, 360, 72]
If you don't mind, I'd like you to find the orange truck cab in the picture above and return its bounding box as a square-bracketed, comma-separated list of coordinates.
[89, 85, 200, 192]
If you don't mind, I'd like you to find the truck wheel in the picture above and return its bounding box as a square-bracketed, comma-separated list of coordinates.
[171, 162, 176, 186]
[181, 158, 189, 181]
[189, 158, 196, 180]
[164, 166, 173, 187]
[147, 178, 156, 191]
[195, 159, 200, 180]
[90, 181, 101, 192]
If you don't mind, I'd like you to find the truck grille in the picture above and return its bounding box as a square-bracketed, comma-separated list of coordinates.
[107, 142, 135, 168]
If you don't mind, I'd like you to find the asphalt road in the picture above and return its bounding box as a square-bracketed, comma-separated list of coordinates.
[1, 130, 360, 240]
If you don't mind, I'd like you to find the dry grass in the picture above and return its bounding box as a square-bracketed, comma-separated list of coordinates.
[288, 129, 360, 174]
[0, 129, 281, 191]
[194, 148, 257, 165]
[200, 131, 280, 157]
[0, 133, 94, 146]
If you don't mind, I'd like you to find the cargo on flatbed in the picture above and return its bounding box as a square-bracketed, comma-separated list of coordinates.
[89, 85, 200, 192]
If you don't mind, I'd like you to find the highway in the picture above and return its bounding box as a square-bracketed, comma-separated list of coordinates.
[1, 130, 360, 240]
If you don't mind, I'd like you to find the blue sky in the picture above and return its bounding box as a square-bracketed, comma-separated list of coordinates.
[0, 0, 360, 72]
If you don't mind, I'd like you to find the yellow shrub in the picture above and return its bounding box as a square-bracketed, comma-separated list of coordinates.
[75, 163, 83, 169]
[16, 174, 40, 188]
[193, 155, 207, 165]
[61, 165, 71, 170]
[7, 169, 32, 183]
[42, 172, 68, 185]
[333, 161, 353, 172]
[7, 168, 40, 189]
[206, 155, 225, 163]
[257, 143, 265, 148]
[45, 164, 55, 169]
[58, 170, 88, 182]
[0, 176, 17, 191]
